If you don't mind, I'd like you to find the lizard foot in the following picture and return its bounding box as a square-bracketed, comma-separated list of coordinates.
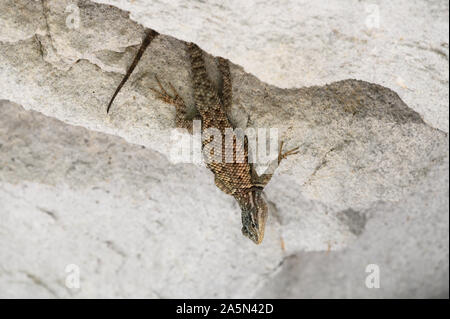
[150, 75, 195, 131]
[150, 75, 183, 106]
[278, 141, 300, 164]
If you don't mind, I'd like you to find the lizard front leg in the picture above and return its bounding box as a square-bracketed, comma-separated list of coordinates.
[150, 75, 199, 132]
[251, 140, 299, 187]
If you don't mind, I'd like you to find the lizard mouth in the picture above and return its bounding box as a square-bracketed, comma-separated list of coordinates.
[242, 225, 263, 244]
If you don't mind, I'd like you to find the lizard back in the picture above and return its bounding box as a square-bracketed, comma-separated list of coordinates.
[187, 43, 254, 194]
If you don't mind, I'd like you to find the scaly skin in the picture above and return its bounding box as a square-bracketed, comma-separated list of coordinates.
[107, 33, 298, 244]
[151, 43, 299, 244]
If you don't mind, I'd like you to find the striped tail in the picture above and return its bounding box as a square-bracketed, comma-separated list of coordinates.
[187, 42, 221, 114]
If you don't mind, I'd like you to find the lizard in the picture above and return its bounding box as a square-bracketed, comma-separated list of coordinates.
[107, 31, 298, 244]
[150, 42, 299, 244]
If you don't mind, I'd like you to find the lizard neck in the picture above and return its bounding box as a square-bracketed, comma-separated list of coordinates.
[233, 187, 262, 207]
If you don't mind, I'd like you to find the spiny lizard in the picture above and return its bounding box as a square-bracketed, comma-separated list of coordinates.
[107, 32, 298, 244]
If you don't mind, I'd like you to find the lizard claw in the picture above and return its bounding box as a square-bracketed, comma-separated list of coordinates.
[278, 141, 300, 164]
[150, 75, 180, 105]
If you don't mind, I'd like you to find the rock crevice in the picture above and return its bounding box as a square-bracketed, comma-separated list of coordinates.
[0, 0, 448, 298]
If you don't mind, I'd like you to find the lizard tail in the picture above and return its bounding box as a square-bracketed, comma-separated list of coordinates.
[106, 29, 159, 114]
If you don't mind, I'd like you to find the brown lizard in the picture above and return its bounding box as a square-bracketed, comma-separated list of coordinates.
[107, 31, 298, 244]
[150, 43, 299, 244]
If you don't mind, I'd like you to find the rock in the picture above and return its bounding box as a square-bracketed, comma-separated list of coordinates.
[0, 0, 46, 43]
[0, 0, 448, 298]
[92, 0, 449, 132]
[256, 154, 449, 298]
[0, 100, 285, 298]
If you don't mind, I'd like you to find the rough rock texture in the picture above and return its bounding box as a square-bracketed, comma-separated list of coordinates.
[0, 0, 448, 298]
[257, 156, 449, 298]
[0, 100, 286, 298]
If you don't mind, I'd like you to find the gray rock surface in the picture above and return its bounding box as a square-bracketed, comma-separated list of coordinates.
[0, 0, 448, 298]
[0, 100, 285, 298]
[257, 155, 449, 298]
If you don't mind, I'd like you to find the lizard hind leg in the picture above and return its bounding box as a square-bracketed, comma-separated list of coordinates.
[277, 141, 300, 165]
[150, 75, 198, 132]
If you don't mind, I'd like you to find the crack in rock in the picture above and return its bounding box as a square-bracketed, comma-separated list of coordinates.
[36, 206, 58, 221]
[22, 271, 59, 298]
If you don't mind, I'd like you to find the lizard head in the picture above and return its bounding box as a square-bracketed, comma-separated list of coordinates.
[238, 188, 268, 245]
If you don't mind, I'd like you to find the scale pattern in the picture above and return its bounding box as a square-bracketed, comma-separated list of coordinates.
[187, 43, 254, 195]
